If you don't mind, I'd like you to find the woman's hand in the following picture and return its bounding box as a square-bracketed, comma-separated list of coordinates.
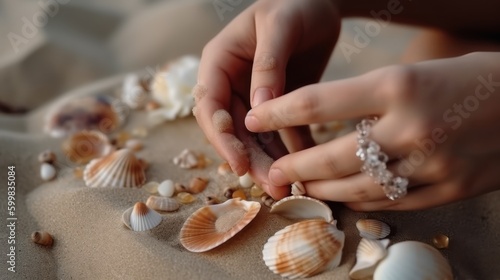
[246, 52, 500, 210]
[194, 0, 341, 198]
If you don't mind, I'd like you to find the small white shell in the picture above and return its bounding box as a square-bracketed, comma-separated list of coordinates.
[356, 219, 391, 240]
[238, 173, 253, 188]
[270, 195, 333, 223]
[263, 219, 345, 279]
[180, 198, 261, 252]
[158, 180, 175, 197]
[122, 74, 149, 109]
[349, 238, 390, 279]
[173, 149, 198, 169]
[122, 202, 162, 231]
[146, 196, 180, 212]
[291, 181, 306, 196]
[374, 241, 453, 280]
[40, 163, 56, 181]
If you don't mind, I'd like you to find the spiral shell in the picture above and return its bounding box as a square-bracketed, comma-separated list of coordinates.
[349, 238, 390, 279]
[270, 195, 333, 223]
[356, 219, 391, 240]
[180, 198, 261, 252]
[262, 219, 345, 279]
[146, 196, 180, 212]
[122, 202, 162, 231]
[83, 149, 146, 188]
[62, 130, 114, 164]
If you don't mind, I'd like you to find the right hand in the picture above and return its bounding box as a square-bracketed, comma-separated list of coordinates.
[194, 0, 341, 198]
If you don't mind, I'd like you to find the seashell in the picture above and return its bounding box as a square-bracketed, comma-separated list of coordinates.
[38, 150, 56, 164]
[177, 192, 196, 204]
[204, 196, 220, 205]
[217, 162, 232, 176]
[173, 149, 199, 169]
[158, 180, 175, 197]
[125, 139, 143, 151]
[122, 74, 149, 109]
[349, 238, 390, 279]
[146, 196, 180, 212]
[262, 219, 345, 279]
[44, 95, 125, 138]
[250, 185, 265, 198]
[232, 189, 247, 200]
[270, 195, 333, 223]
[223, 187, 237, 199]
[291, 181, 306, 196]
[374, 241, 453, 280]
[142, 181, 159, 194]
[238, 172, 253, 188]
[188, 177, 208, 194]
[432, 233, 449, 249]
[180, 198, 261, 252]
[122, 202, 162, 231]
[83, 149, 146, 188]
[261, 194, 275, 208]
[40, 163, 56, 181]
[175, 183, 188, 193]
[356, 219, 391, 240]
[62, 130, 114, 164]
[31, 231, 54, 246]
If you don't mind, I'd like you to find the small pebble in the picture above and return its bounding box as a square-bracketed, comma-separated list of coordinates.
[223, 187, 237, 199]
[175, 183, 188, 193]
[250, 185, 265, 198]
[40, 163, 56, 181]
[432, 234, 450, 249]
[38, 150, 56, 164]
[232, 189, 247, 200]
[189, 177, 208, 194]
[142, 181, 159, 194]
[31, 231, 53, 246]
[217, 162, 232, 176]
[204, 196, 219, 205]
[177, 192, 196, 204]
[158, 180, 175, 197]
[125, 139, 143, 151]
[196, 154, 211, 169]
[238, 173, 254, 189]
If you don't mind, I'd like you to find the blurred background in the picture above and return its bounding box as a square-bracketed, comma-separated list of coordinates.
[0, 0, 418, 113]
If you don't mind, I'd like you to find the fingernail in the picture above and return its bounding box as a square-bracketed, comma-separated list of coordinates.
[252, 88, 273, 107]
[245, 113, 260, 131]
[269, 168, 288, 186]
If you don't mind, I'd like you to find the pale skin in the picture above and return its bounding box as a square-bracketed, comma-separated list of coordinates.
[195, 0, 500, 211]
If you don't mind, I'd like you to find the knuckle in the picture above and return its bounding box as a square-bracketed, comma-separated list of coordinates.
[296, 91, 319, 122]
[322, 155, 341, 178]
[376, 65, 418, 104]
[350, 185, 373, 202]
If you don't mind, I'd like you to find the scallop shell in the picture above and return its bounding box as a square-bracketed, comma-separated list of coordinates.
[44, 95, 126, 138]
[374, 241, 453, 280]
[356, 219, 391, 240]
[180, 198, 261, 252]
[83, 149, 146, 188]
[270, 195, 333, 223]
[122, 202, 162, 231]
[263, 219, 345, 279]
[62, 130, 114, 164]
[146, 196, 180, 212]
[349, 238, 390, 279]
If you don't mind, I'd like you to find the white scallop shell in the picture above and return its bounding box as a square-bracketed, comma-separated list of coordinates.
[146, 196, 180, 212]
[356, 219, 391, 240]
[263, 219, 345, 279]
[122, 74, 149, 109]
[180, 198, 261, 252]
[83, 149, 146, 188]
[349, 238, 390, 279]
[374, 241, 453, 280]
[122, 202, 162, 231]
[270, 195, 333, 223]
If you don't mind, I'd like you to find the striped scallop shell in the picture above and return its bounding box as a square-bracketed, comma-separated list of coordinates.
[180, 198, 261, 252]
[122, 202, 162, 231]
[262, 219, 345, 279]
[374, 241, 453, 280]
[146, 196, 180, 212]
[356, 219, 391, 240]
[270, 195, 333, 223]
[349, 238, 390, 279]
[83, 149, 146, 188]
[62, 130, 114, 164]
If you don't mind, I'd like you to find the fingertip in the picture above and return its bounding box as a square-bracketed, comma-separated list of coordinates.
[263, 183, 290, 200]
[244, 113, 261, 132]
[268, 168, 289, 186]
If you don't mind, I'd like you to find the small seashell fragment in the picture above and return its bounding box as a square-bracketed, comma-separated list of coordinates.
[145, 101, 160, 111]
[349, 238, 390, 279]
[223, 187, 237, 199]
[146, 196, 180, 212]
[175, 183, 188, 193]
[291, 181, 306, 196]
[131, 127, 148, 138]
[38, 150, 56, 164]
[217, 162, 232, 176]
[73, 166, 84, 179]
[262, 219, 345, 279]
[125, 139, 143, 151]
[142, 181, 159, 194]
[356, 219, 391, 240]
[122, 74, 149, 109]
[173, 149, 199, 169]
[261, 194, 275, 208]
[238, 173, 254, 189]
[114, 131, 131, 148]
[40, 163, 56, 181]
[158, 180, 175, 197]
[196, 154, 211, 169]
[122, 202, 162, 231]
[31, 231, 54, 246]
[205, 196, 219, 205]
[250, 185, 265, 198]
[432, 233, 450, 249]
[271, 195, 333, 223]
[62, 130, 114, 164]
[189, 177, 208, 194]
[180, 198, 261, 252]
[177, 192, 196, 204]
[232, 189, 247, 200]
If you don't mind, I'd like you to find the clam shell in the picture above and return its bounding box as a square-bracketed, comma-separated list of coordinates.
[180, 198, 261, 252]
[270, 195, 333, 223]
[83, 149, 146, 188]
[146, 196, 180, 212]
[122, 202, 162, 231]
[158, 180, 175, 197]
[374, 241, 453, 280]
[62, 130, 114, 164]
[40, 163, 56, 181]
[44, 95, 126, 138]
[349, 238, 390, 279]
[262, 219, 345, 279]
[356, 219, 391, 240]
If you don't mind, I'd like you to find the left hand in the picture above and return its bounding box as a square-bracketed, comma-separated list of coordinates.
[245, 52, 500, 211]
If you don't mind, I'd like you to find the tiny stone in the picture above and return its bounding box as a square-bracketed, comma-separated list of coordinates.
[250, 185, 265, 198]
[217, 162, 233, 176]
[232, 189, 247, 200]
[40, 163, 56, 181]
[38, 150, 56, 164]
[177, 192, 196, 204]
[142, 181, 159, 194]
[223, 187, 237, 199]
[238, 173, 254, 189]
[73, 166, 84, 179]
[175, 183, 188, 193]
[131, 127, 148, 138]
[158, 180, 175, 197]
[125, 139, 143, 151]
[204, 196, 219, 205]
[189, 177, 208, 194]
[432, 234, 450, 249]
